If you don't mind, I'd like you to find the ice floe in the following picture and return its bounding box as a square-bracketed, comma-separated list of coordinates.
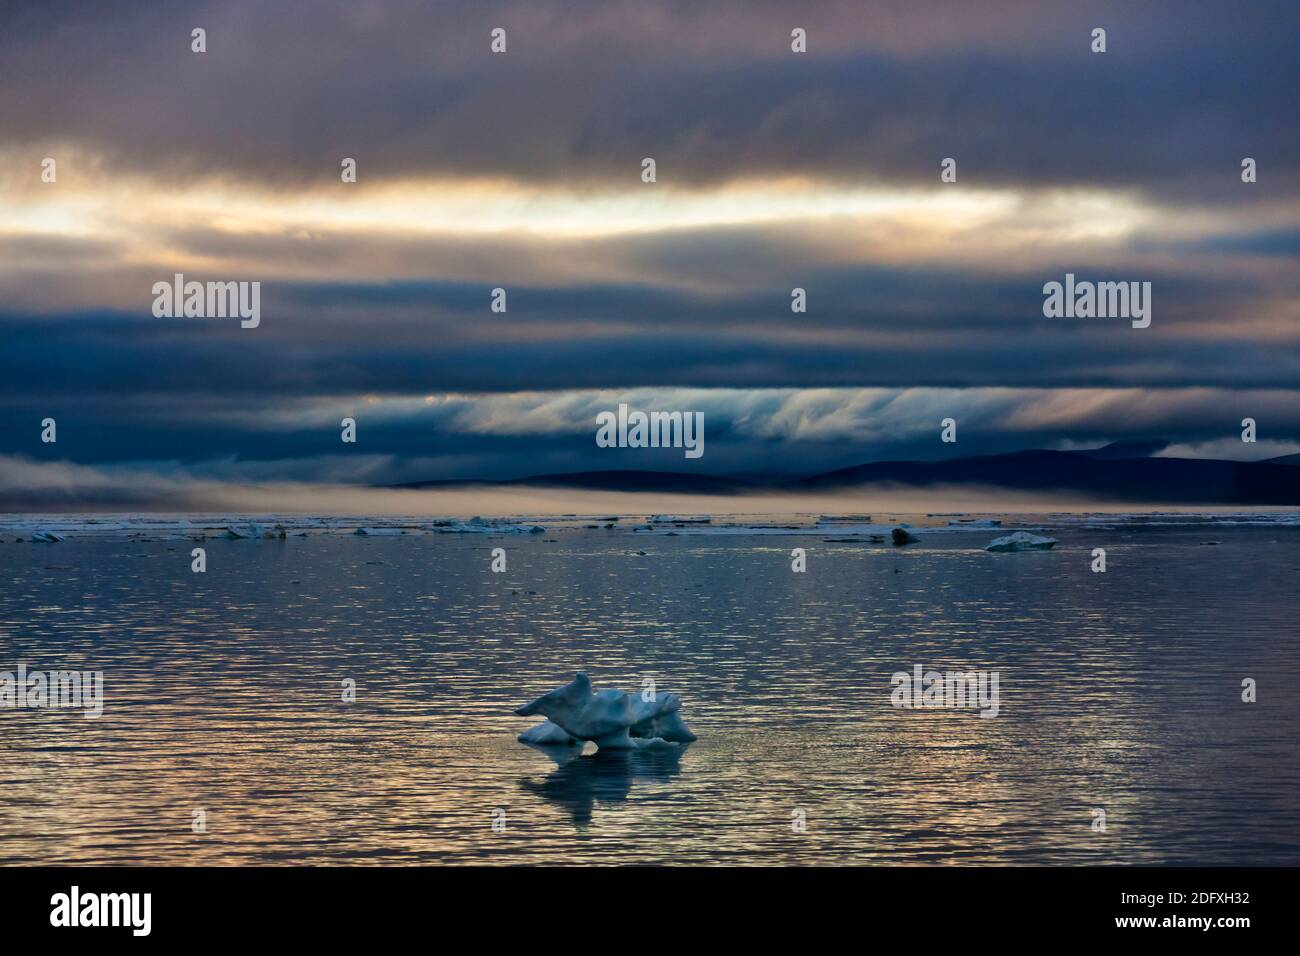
[224, 523, 287, 539]
[434, 516, 545, 534]
[2, 510, 1296, 542]
[985, 531, 1057, 552]
[515, 672, 697, 750]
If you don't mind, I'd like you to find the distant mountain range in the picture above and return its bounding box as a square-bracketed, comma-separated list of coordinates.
[393, 469, 752, 495]
[392, 442, 1300, 505]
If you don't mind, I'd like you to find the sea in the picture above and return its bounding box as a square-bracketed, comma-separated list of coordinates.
[1, 512, 1297, 864]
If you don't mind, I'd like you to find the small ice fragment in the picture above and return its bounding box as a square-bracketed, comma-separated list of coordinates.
[985, 531, 1057, 552]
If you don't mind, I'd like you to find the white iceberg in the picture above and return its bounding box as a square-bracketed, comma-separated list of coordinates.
[985, 531, 1057, 552]
[515, 672, 697, 750]
[30, 531, 65, 543]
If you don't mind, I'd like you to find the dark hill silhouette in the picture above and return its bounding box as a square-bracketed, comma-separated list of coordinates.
[1076, 440, 1169, 460]
[393, 469, 754, 494]
[796, 449, 1300, 504]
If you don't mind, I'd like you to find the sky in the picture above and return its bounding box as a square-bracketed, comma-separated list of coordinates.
[1, 0, 1298, 509]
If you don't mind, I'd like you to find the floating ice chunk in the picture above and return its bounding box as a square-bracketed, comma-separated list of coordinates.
[437, 516, 545, 534]
[222, 523, 283, 539]
[949, 518, 1001, 527]
[985, 531, 1057, 552]
[649, 708, 698, 743]
[515, 673, 635, 748]
[628, 691, 676, 731]
[518, 720, 578, 745]
[515, 672, 697, 751]
[626, 692, 697, 742]
[891, 527, 919, 545]
[355, 527, 406, 535]
[30, 531, 65, 543]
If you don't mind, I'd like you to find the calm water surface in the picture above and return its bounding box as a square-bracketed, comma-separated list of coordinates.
[2, 516, 1298, 865]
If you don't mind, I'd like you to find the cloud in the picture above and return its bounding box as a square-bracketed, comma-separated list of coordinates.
[1, 1, 1295, 196]
[4, 387, 1298, 498]
[2, 0, 1297, 497]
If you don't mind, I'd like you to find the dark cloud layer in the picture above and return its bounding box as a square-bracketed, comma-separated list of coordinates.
[2, 0, 1295, 197]
[2, 241, 1296, 402]
[2, 1, 1297, 493]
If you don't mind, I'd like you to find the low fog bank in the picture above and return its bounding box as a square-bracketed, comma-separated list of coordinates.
[4, 477, 1296, 517]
